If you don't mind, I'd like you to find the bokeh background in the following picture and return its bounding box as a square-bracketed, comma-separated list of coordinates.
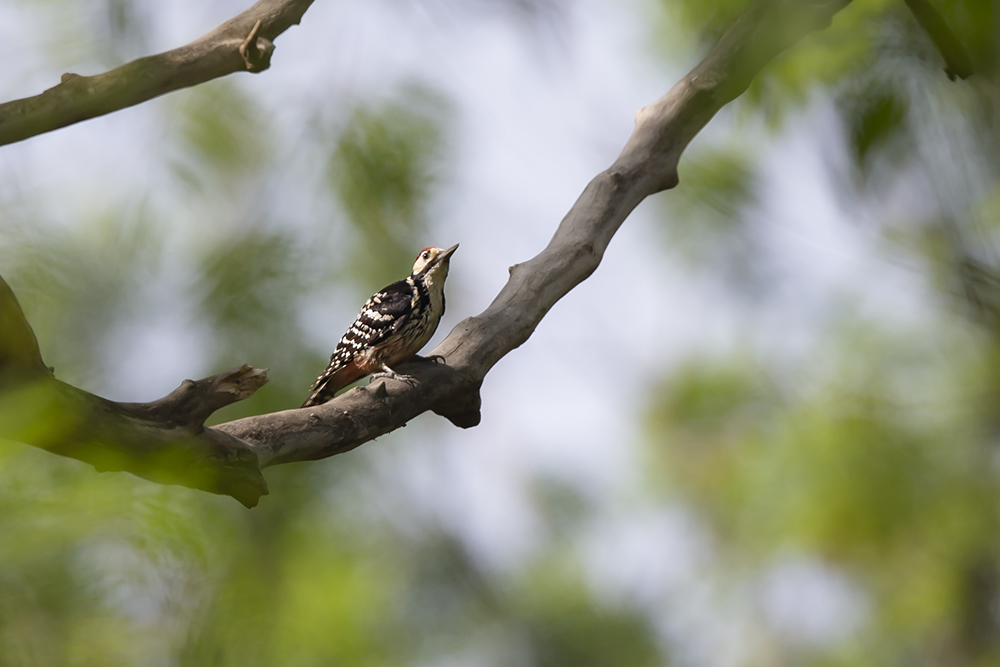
[2, 0, 1000, 664]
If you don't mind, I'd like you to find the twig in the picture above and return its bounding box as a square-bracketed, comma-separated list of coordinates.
[239, 20, 267, 71]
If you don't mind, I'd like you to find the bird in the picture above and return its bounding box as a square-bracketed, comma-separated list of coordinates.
[301, 244, 458, 407]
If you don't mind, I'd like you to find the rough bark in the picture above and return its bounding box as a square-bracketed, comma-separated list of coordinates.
[0, 0, 852, 507]
[0, 0, 314, 146]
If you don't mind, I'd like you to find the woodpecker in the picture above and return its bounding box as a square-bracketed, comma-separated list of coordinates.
[302, 244, 458, 408]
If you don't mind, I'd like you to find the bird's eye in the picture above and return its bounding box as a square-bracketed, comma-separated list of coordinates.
[422, 251, 430, 260]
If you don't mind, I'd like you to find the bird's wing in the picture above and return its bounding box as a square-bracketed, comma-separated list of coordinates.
[352, 280, 414, 349]
[301, 280, 413, 407]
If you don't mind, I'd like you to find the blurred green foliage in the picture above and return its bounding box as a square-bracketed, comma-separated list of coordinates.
[168, 80, 274, 203]
[660, 146, 769, 294]
[644, 0, 1000, 663]
[177, 84, 271, 182]
[195, 228, 313, 419]
[840, 83, 910, 178]
[5, 0, 1000, 665]
[515, 557, 662, 667]
[0, 440, 669, 666]
[330, 86, 452, 288]
[0, 214, 161, 390]
[644, 325, 1000, 663]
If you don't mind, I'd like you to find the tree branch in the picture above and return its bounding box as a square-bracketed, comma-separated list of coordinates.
[1, 0, 852, 507]
[0, 0, 314, 146]
[0, 275, 268, 506]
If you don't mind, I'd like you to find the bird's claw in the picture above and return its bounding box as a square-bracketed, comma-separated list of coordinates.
[370, 370, 418, 387]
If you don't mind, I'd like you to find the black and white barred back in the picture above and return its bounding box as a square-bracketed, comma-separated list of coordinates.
[302, 245, 457, 407]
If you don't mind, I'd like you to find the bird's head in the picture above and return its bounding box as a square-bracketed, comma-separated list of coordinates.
[412, 244, 458, 280]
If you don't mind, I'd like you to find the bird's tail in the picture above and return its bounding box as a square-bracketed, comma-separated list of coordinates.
[300, 360, 362, 408]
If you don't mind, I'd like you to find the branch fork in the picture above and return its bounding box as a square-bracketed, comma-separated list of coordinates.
[0, 0, 861, 507]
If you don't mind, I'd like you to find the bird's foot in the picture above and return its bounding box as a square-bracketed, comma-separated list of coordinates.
[370, 365, 418, 387]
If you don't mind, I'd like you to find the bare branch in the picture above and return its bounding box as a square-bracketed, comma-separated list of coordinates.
[218, 360, 482, 469]
[2, 0, 852, 507]
[0, 0, 314, 146]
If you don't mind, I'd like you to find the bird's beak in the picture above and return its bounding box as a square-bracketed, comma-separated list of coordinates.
[439, 244, 459, 262]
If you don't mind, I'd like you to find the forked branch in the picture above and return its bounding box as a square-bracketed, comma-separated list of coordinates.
[0, 0, 853, 507]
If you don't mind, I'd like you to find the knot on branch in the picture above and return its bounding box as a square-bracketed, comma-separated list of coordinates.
[364, 358, 483, 428]
[432, 384, 482, 428]
[121, 427, 268, 509]
[239, 20, 274, 72]
[194, 430, 269, 508]
[416, 359, 483, 428]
